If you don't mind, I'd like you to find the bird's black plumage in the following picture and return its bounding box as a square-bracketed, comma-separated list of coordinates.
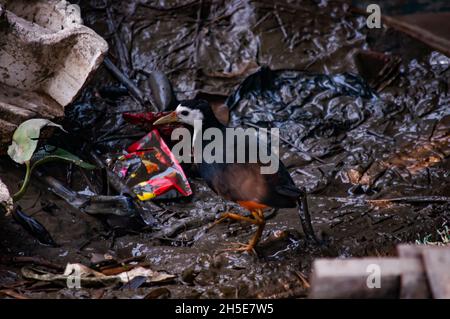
[182, 99, 302, 209]
[155, 99, 317, 250]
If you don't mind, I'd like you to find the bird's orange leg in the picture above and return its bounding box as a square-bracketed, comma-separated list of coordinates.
[247, 209, 266, 249]
[210, 212, 260, 229]
[222, 209, 266, 253]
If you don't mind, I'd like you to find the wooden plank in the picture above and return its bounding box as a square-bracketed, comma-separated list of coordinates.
[309, 258, 423, 299]
[422, 247, 450, 299]
[396, 245, 431, 299]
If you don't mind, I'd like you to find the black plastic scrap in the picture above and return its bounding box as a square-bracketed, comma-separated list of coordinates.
[12, 206, 57, 246]
[227, 66, 377, 110]
[225, 67, 380, 154]
[80, 0, 369, 100]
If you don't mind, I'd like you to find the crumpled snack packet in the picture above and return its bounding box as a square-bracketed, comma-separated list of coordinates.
[110, 129, 192, 201]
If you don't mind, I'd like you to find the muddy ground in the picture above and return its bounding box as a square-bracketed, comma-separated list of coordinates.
[0, 0, 449, 298]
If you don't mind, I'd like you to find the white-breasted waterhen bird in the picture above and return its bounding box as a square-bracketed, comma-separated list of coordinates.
[154, 100, 317, 252]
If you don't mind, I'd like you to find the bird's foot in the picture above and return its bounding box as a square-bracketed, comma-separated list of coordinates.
[220, 241, 257, 254]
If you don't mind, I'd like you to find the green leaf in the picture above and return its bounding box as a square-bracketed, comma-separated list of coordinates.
[31, 146, 97, 170]
[7, 119, 66, 164]
[12, 147, 96, 202]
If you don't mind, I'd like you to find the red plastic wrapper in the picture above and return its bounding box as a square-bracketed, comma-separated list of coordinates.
[110, 129, 192, 201]
[123, 112, 182, 139]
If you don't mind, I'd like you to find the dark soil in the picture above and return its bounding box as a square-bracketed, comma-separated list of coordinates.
[0, 0, 449, 298]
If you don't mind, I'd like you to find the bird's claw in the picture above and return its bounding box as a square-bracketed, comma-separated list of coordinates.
[220, 242, 257, 254]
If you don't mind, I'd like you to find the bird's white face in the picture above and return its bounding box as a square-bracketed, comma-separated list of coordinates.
[174, 104, 204, 126]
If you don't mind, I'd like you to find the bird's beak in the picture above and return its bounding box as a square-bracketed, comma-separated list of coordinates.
[153, 111, 179, 125]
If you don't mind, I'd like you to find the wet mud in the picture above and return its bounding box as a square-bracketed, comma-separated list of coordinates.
[1, 0, 449, 298]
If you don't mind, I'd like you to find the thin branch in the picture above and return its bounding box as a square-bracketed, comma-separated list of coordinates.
[0, 256, 64, 272]
[103, 57, 158, 112]
[310, 195, 450, 205]
[151, 213, 217, 239]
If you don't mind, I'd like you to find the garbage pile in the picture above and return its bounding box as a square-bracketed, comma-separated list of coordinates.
[0, 0, 108, 152]
[0, 0, 449, 299]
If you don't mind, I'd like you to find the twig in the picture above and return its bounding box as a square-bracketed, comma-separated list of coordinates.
[366, 130, 395, 142]
[0, 289, 29, 299]
[367, 196, 450, 204]
[105, 4, 130, 74]
[118, 255, 146, 265]
[252, 11, 272, 30]
[0, 256, 64, 272]
[273, 6, 288, 40]
[151, 213, 217, 239]
[295, 270, 311, 289]
[310, 195, 450, 205]
[104, 57, 158, 112]
[94, 134, 145, 145]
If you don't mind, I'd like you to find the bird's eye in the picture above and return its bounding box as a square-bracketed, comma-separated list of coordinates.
[180, 110, 189, 116]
